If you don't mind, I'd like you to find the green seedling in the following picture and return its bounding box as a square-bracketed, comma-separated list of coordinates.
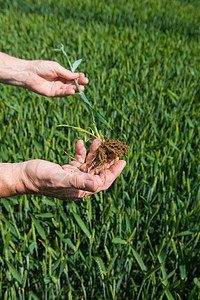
[60, 44, 111, 140]
[55, 45, 128, 171]
[57, 124, 98, 139]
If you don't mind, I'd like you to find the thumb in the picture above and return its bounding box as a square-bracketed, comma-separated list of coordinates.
[69, 173, 99, 192]
[56, 64, 80, 80]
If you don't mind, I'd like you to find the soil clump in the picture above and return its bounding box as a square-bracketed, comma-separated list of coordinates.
[87, 138, 128, 172]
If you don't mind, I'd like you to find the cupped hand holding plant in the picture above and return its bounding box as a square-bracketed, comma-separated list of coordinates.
[62, 139, 127, 199]
[0, 139, 126, 200]
[23, 139, 126, 200]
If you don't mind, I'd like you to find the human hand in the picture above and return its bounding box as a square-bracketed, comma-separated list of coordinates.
[62, 138, 127, 199]
[25, 60, 89, 97]
[0, 53, 88, 97]
[0, 139, 126, 200]
[20, 139, 126, 200]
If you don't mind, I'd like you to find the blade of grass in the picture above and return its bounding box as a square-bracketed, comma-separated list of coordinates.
[72, 211, 91, 240]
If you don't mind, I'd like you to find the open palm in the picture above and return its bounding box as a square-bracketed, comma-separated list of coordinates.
[23, 139, 126, 200]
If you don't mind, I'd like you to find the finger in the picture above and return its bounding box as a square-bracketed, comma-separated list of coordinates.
[54, 85, 84, 97]
[74, 140, 87, 163]
[70, 161, 82, 167]
[88, 158, 117, 175]
[99, 160, 127, 187]
[75, 85, 85, 92]
[77, 77, 89, 85]
[78, 73, 86, 78]
[72, 160, 126, 194]
[86, 138, 102, 162]
[62, 84, 86, 94]
[69, 173, 102, 192]
[56, 64, 80, 80]
[61, 164, 79, 171]
[56, 64, 88, 81]
[60, 189, 91, 201]
[58, 85, 85, 96]
[54, 86, 76, 97]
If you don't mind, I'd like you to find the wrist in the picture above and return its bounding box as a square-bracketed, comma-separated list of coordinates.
[0, 52, 31, 88]
[0, 162, 29, 198]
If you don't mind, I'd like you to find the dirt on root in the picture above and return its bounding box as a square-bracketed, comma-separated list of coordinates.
[87, 138, 128, 171]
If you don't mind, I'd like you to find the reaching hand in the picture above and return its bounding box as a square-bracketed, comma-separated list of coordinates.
[0, 53, 89, 97]
[21, 139, 126, 200]
[25, 60, 89, 97]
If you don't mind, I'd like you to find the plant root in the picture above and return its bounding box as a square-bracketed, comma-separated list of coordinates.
[86, 138, 128, 173]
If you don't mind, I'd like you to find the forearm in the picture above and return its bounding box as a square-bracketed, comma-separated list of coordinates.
[0, 52, 31, 87]
[0, 162, 27, 198]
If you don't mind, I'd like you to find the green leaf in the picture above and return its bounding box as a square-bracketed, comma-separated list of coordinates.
[28, 292, 40, 300]
[56, 231, 65, 240]
[168, 139, 180, 152]
[112, 238, 126, 244]
[59, 208, 67, 225]
[72, 212, 91, 239]
[180, 261, 186, 280]
[104, 245, 111, 261]
[57, 124, 97, 137]
[167, 89, 179, 104]
[37, 213, 54, 218]
[0, 216, 18, 238]
[176, 231, 194, 237]
[31, 217, 46, 240]
[164, 287, 175, 300]
[185, 115, 194, 128]
[7, 262, 22, 285]
[107, 253, 118, 273]
[29, 243, 36, 253]
[144, 264, 162, 280]
[94, 256, 106, 272]
[158, 253, 168, 286]
[79, 92, 92, 107]
[42, 198, 56, 207]
[63, 238, 76, 251]
[4, 229, 10, 249]
[93, 110, 112, 129]
[131, 246, 147, 273]
[194, 278, 200, 288]
[93, 256, 106, 279]
[72, 59, 82, 72]
[22, 270, 28, 289]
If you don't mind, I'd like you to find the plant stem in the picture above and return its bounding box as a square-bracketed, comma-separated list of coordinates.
[61, 44, 100, 138]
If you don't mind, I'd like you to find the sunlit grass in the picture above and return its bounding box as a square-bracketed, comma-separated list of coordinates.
[0, 0, 199, 299]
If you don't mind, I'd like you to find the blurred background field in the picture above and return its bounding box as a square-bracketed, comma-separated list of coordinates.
[0, 0, 200, 299]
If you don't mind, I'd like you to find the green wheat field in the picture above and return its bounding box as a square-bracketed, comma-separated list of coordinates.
[0, 0, 200, 299]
